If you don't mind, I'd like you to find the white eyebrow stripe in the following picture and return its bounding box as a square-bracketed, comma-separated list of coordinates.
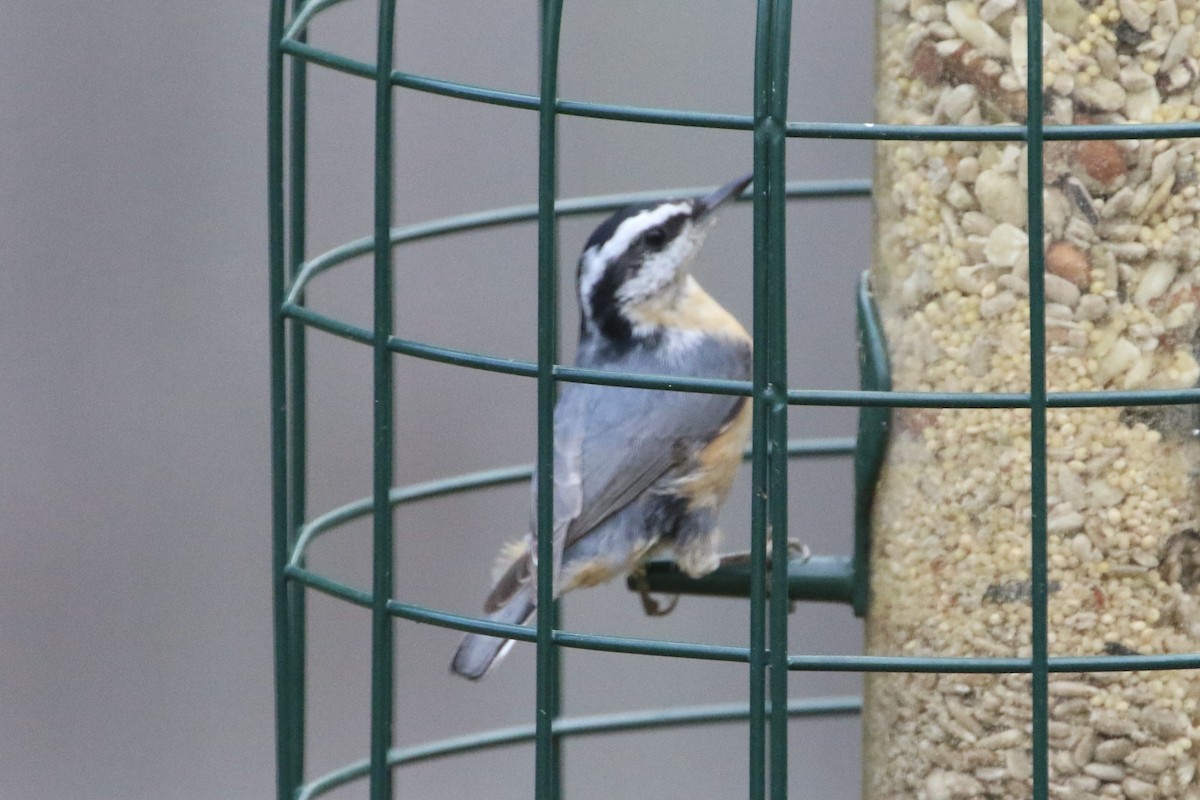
[577, 247, 606, 318]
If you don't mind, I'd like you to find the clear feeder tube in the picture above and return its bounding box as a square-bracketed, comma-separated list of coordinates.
[867, 0, 1200, 797]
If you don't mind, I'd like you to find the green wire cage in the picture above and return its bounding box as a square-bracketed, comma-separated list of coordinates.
[270, 1, 1200, 798]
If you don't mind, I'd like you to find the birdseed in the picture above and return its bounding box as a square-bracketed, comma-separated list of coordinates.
[866, 1, 1200, 796]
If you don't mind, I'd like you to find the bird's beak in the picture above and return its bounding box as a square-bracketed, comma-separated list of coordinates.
[693, 172, 753, 220]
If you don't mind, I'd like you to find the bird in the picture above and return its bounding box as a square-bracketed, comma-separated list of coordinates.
[450, 173, 754, 680]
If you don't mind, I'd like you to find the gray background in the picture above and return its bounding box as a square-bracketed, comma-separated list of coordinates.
[2, 2, 872, 798]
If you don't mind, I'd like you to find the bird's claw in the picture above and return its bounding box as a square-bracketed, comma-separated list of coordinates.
[718, 538, 811, 568]
[631, 567, 681, 616]
[721, 539, 807, 613]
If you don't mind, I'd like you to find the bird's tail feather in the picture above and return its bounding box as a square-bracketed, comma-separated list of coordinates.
[450, 587, 536, 680]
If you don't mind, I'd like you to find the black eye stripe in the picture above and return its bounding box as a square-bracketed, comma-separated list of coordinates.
[642, 226, 667, 249]
[639, 213, 688, 252]
[586, 260, 632, 342]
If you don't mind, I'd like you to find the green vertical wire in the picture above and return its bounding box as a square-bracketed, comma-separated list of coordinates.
[749, 1, 777, 796]
[760, 1, 793, 799]
[1024, 1, 1050, 798]
[535, 1, 565, 799]
[286, 1, 310, 792]
[268, 2, 301, 798]
[370, 1, 398, 799]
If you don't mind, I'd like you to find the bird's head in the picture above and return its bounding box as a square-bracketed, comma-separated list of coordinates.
[576, 173, 752, 343]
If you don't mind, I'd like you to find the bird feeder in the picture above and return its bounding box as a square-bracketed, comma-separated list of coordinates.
[866, 0, 1200, 796]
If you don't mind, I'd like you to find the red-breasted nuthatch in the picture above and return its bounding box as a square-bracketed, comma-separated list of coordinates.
[450, 174, 754, 679]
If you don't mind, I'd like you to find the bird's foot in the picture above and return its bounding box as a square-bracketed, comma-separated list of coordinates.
[718, 538, 811, 568]
[720, 539, 808, 612]
[630, 567, 680, 616]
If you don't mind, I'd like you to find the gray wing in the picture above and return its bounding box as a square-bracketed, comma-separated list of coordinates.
[551, 334, 752, 559]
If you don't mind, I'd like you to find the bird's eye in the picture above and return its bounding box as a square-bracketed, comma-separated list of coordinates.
[642, 226, 667, 250]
